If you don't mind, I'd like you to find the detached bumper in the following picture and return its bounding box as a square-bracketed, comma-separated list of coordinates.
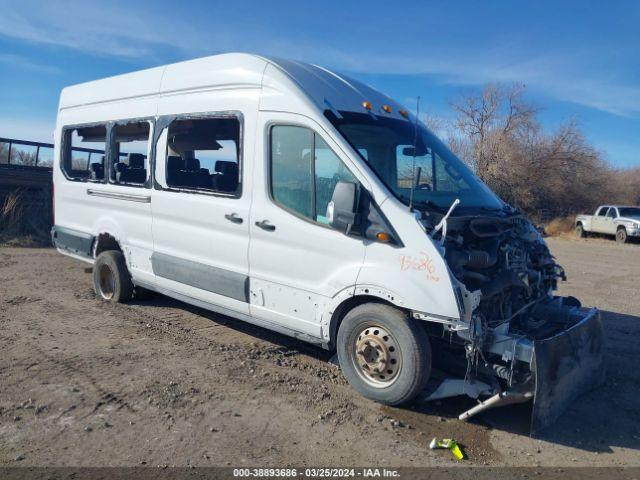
[530, 308, 606, 434]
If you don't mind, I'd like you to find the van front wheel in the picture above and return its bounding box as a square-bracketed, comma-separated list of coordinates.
[93, 250, 134, 303]
[337, 303, 431, 406]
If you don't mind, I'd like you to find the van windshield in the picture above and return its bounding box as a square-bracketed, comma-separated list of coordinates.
[325, 111, 505, 213]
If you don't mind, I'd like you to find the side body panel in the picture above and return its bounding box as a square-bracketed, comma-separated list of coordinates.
[150, 85, 261, 315]
[357, 196, 461, 321]
[248, 111, 367, 337]
[575, 214, 593, 232]
[591, 206, 609, 234]
[259, 63, 463, 337]
[604, 207, 619, 235]
[53, 96, 158, 285]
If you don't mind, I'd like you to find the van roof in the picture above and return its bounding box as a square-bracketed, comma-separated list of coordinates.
[58, 52, 409, 121]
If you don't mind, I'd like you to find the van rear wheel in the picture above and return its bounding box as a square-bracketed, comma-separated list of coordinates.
[93, 250, 134, 303]
[337, 303, 431, 406]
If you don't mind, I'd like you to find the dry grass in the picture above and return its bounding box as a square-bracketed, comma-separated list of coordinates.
[544, 216, 577, 237]
[0, 188, 52, 246]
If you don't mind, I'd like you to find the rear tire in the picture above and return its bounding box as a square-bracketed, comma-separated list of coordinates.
[576, 223, 586, 238]
[337, 303, 431, 406]
[93, 250, 134, 303]
[616, 227, 628, 244]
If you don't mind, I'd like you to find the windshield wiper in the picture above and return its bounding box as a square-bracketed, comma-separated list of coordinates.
[401, 197, 446, 213]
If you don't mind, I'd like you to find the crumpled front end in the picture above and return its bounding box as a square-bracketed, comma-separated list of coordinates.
[420, 212, 606, 434]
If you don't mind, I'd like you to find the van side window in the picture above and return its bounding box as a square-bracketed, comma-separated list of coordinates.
[314, 136, 357, 224]
[270, 125, 357, 224]
[62, 125, 107, 181]
[165, 117, 240, 194]
[111, 121, 151, 186]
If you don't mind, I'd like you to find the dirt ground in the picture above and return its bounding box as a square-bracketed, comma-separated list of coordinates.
[0, 237, 639, 468]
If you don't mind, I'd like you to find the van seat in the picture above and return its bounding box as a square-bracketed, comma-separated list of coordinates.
[90, 162, 104, 180]
[167, 155, 185, 173]
[125, 153, 145, 169]
[167, 156, 211, 189]
[184, 157, 200, 171]
[114, 155, 146, 184]
[213, 161, 238, 192]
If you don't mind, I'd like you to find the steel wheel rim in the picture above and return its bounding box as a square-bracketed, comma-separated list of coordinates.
[98, 264, 115, 300]
[617, 230, 625, 242]
[351, 324, 402, 387]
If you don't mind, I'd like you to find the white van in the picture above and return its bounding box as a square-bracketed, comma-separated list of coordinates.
[52, 53, 604, 431]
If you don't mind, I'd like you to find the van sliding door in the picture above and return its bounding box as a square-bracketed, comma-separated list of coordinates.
[150, 108, 253, 315]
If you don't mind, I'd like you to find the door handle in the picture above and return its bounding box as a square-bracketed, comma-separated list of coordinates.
[224, 213, 243, 224]
[255, 220, 276, 231]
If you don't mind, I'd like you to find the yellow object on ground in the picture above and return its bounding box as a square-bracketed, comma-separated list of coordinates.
[429, 437, 465, 460]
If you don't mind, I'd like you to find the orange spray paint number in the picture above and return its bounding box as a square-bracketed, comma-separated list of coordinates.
[399, 252, 441, 282]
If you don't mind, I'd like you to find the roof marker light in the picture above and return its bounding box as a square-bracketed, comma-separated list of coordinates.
[382, 105, 392, 113]
[362, 101, 372, 110]
[399, 109, 409, 118]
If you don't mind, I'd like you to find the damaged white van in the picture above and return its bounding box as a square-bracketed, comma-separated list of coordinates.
[52, 53, 604, 433]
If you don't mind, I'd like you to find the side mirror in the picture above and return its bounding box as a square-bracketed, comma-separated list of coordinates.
[327, 181, 358, 234]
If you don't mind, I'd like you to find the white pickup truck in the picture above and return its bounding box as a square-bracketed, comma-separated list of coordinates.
[576, 205, 640, 243]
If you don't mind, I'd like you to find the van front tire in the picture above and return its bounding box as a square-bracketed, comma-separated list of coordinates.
[337, 303, 431, 406]
[93, 250, 134, 303]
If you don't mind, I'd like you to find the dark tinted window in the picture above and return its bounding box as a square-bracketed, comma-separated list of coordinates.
[619, 207, 640, 218]
[597, 207, 609, 217]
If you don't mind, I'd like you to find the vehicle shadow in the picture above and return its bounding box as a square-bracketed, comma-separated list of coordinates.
[135, 295, 640, 453]
[134, 293, 335, 362]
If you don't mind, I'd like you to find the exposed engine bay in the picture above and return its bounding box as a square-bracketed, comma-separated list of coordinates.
[445, 214, 569, 337]
[417, 210, 606, 433]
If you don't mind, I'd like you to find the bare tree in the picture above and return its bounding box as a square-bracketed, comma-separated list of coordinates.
[444, 83, 636, 219]
[449, 83, 536, 181]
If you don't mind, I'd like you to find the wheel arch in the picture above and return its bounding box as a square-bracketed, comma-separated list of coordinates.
[326, 292, 404, 351]
[93, 232, 124, 258]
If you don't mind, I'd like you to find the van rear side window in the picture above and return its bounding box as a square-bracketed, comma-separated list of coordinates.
[62, 125, 107, 181]
[111, 121, 151, 186]
[166, 117, 240, 194]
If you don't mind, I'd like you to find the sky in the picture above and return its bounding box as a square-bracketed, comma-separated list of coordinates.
[0, 0, 638, 168]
